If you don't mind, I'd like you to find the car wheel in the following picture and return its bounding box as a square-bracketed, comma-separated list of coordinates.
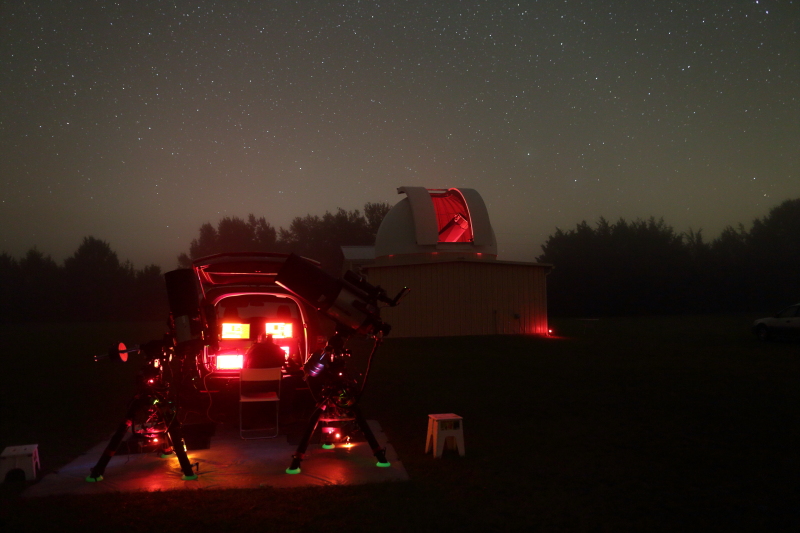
[756, 324, 770, 342]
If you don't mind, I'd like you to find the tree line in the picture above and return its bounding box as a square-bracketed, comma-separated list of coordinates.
[0, 237, 168, 322]
[4, 198, 797, 322]
[537, 198, 800, 317]
[0, 203, 390, 322]
[177, 202, 391, 274]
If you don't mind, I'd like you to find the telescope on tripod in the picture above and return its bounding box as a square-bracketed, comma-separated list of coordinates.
[84, 267, 226, 483]
[275, 254, 409, 474]
[86, 336, 200, 482]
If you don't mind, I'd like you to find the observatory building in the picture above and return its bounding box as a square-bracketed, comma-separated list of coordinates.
[364, 187, 551, 338]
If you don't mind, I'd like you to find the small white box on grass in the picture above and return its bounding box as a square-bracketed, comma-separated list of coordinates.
[1, 444, 41, 481]
[425, 414, 465, 458]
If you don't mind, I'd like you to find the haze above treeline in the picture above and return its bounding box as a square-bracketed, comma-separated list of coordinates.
[1, 198, 798, 322]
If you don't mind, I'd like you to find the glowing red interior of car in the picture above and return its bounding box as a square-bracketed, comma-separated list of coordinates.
[216, 354, 244, 370]
[221, 323, 250, 339]
[265, 322, 292, 338]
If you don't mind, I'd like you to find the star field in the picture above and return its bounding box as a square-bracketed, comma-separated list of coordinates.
[1, 0, 798, 268]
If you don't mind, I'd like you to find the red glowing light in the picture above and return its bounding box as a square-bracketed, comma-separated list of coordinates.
[117, 342, 128, 363]
[216, 354, 244, 370]
[265, 322, 292, 338]
[430, 189, 474, 243]
[221, 323, 250, 339]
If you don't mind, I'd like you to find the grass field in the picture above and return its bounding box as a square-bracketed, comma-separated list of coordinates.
[2, 316, 799, 531]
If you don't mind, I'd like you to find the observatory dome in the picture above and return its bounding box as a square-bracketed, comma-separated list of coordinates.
[374, 187, 497, 265]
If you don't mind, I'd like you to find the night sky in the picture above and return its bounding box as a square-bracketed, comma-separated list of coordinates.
[2, 1, 798, 270]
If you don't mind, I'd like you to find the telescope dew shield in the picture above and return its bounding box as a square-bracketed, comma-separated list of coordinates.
[165, 269, 202, 344]
[328, 286, 380, 334]
[275, 254, 379, 334]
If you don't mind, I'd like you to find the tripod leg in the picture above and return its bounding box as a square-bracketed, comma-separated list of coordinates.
[85, 397, 143, 481]
[286, 404, 325, 474]
[166, 419, 197, 480]
[353, 406, 390, 467]
[86, 418, 131, 482]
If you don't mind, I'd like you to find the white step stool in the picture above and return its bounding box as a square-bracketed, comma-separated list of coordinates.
[425, 413, 465, 458]
[1, 444, 40, 481]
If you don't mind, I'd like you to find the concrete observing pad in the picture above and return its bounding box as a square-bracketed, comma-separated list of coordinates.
[23, 420, 407, 497]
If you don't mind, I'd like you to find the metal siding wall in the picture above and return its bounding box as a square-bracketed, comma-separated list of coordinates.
[367, 262, 549, 338]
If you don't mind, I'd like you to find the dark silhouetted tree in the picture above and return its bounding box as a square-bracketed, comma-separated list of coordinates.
[744, 198, 800, 310]
[538, 217, 694, 316]
[59, 237, 165, 321]
[179, 202, 392, 273]
[0, 252, 22, 322]
[63, 237, 128, 319]
[706, 224, 751, 312]
[364, 201, 392, 235]
[130, 264, 169, 320]
[0, 240, 167, 322]
[278, 202, 391, 273]
[178, 215, 280, 267]
[18, 248, 62, 320]
[539, 198, 800, 316]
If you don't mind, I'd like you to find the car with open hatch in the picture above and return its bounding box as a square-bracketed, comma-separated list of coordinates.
[752, 303, 800, 341]
[189, 252, 330, 387]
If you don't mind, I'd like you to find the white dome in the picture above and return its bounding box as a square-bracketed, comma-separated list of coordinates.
[374, 187, 497, 263]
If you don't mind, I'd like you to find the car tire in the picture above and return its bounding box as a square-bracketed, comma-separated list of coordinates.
[756, 324, 770, 342]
